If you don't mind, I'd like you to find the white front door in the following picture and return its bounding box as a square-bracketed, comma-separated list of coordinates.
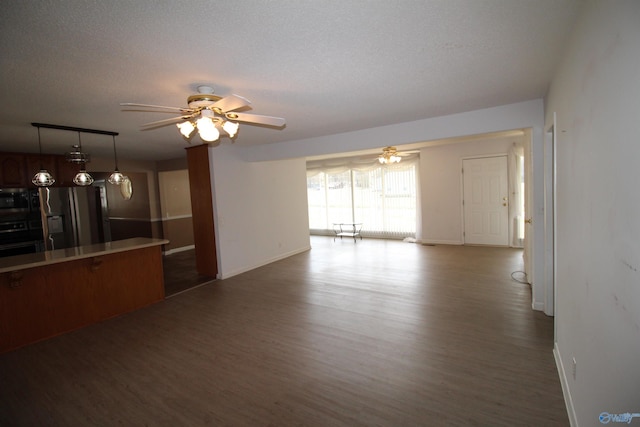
[462, 156, 509, 246]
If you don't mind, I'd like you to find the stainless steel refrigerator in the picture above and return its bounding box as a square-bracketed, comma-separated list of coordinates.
[39, 182, 111, 251]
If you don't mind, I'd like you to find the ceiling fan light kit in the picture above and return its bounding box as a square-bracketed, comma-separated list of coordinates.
[222, 120, 239, 137]
[121, 85, 285, 145]
[378, 146, 402, 164]
[176, 121, 196, 139]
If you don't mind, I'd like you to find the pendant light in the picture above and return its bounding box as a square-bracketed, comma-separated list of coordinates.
[31, 125, 55, 187]
[108, 134, 125, 185]
[32, 123, 121, 187]
[73, 132, 94, 186]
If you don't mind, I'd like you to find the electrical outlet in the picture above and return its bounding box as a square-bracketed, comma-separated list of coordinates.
[572, 357, 577, 379]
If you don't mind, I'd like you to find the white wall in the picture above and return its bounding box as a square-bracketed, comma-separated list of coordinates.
[208, 144, 311, 279]
[158, 169, 191, 219]
[420, 135, 523, 245]
[545, 2, 640, 426]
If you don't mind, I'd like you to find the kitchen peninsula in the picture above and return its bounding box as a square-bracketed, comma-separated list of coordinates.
[0, 237, 168, 353]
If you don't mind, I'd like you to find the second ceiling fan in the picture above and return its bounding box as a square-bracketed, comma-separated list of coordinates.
[121, 85, 286, 144]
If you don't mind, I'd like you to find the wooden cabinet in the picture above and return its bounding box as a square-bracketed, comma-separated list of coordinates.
[0, 154, 27, 187]
[55, 156, 79, 186]
[0, 152, 81, 188]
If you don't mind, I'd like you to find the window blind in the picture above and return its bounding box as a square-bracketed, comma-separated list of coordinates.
[307, 157, 418, 239]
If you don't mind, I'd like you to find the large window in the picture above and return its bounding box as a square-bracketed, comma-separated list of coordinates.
[307, 157, 418, 239]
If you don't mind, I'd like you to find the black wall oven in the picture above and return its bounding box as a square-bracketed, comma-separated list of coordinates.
[0, 217, 40, 257]
[0, 188, 45, 258]
[0, 188, 30, 213]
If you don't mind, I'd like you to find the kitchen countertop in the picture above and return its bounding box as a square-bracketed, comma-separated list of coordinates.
[0, 237, 169, 274]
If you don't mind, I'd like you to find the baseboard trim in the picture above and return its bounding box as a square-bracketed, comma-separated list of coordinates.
[554, 343, 578, 426]
[532, 301, 545, 311]
[421, 239, 463, 246]
[218, 245, 312, 279]
[164, 279, 215, 298]
[163, 245, 195, 256]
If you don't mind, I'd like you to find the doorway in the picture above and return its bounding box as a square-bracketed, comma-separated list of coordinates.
[163, 249, 213, 296]
[462, 156, 509, 246]
[157, 168, 215, 296]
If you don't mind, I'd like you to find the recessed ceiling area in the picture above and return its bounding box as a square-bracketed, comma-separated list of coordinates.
[0, 1, 583, 161]
[305, 129, 527, 162]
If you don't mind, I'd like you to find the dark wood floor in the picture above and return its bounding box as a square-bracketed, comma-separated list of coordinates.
[162, 248, 214, 297]
[0, 237, 568, 426]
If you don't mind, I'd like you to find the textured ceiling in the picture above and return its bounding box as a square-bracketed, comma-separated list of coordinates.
[0, 0, 583, 161]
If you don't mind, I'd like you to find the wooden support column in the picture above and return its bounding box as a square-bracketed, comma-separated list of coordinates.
[186, 144, 218, 278]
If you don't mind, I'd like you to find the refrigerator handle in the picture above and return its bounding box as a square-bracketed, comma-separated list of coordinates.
[69, 187, 80, 247]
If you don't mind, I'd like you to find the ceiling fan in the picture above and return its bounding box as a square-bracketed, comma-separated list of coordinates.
[120, 85, 286, 144]
[377, 146, 417, 164]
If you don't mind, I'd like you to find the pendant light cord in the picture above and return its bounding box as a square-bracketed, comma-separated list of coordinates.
[77, 132, 86, 170]
[37, 126, 44, 169]
[112, 135, 119, 170]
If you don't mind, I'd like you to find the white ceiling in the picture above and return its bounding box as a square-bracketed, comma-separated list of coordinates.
[0, 0, 583, 162]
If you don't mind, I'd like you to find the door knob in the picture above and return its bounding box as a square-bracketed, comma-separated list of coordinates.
[525, 218, 532, 224]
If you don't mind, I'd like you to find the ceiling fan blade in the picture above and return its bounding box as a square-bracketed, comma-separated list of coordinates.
[211, 94, 251, 113]
[120, 102, 193, 113]
[141, 114, 196, 128]
[227, 112, 285, 127]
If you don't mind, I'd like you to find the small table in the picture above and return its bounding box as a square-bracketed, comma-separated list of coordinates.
[333, 223, 363, 242]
